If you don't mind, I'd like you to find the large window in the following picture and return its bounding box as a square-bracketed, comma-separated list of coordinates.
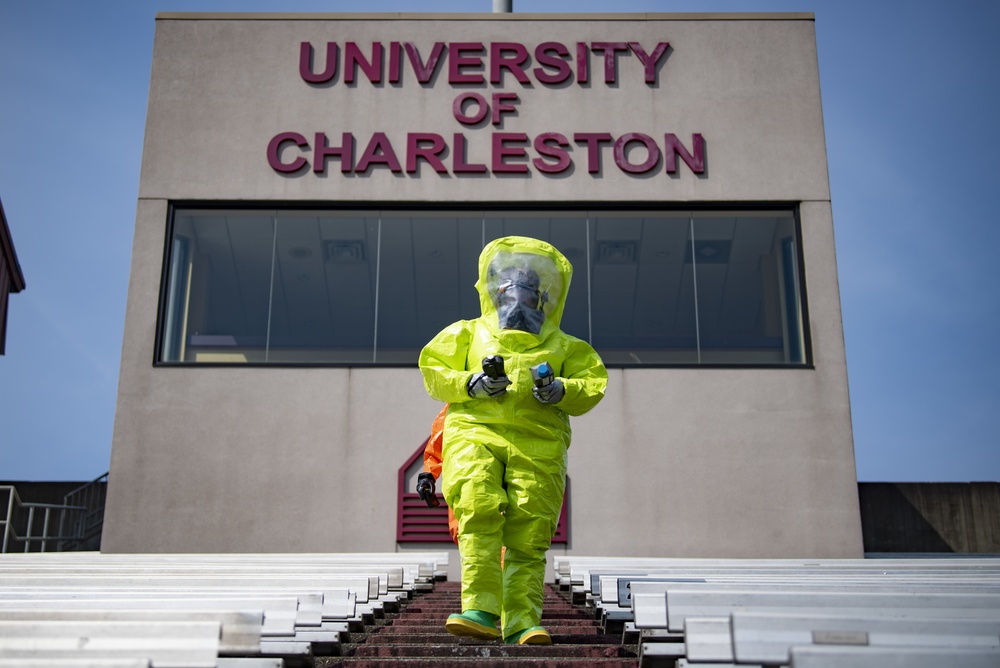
[157, 206, 809, 366]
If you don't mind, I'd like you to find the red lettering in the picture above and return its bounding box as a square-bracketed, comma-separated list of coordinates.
[388, 42, 402, 84]
[533, 133, 571, 173]
[489, 42, 531, 85]
[269, 130, 705, 179]
[267, 132, 309, 173]
[299, 42, 338, 84]
[313, 132, 354, 173]
[449, 42, 486, 84]
[453, 133, 488, 173]
[299, 40, 671, 88]
[664, 133, 705, 174]
[344, 42, 383, 84]
[492, 133, 530, 173]
[629, 42, 670, 84]
[406, 133, 448, 173]
[576, 42, 589, 85]
[614, 133, 660, 174]
[533, 42, 572, 85]
[453, 92, 489, 125]
[492, 92, 519, 126]
[573, 132, 613, 173]
[591, 42, 629, 84]
[404, 42, 446, 83]
[356, 132, 402, 172]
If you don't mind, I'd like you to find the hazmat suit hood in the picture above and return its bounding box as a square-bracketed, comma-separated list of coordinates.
[475, 236, 572, 338]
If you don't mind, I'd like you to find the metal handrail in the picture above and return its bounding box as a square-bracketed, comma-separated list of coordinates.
[1, 473, 108, 553]
[63, 472, 108, 550]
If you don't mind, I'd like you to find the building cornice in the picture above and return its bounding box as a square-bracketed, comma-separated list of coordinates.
[155, 12, 814, 22]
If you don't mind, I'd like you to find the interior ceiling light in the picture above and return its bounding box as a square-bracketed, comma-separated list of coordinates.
[698, 246, 718, 258]
[324, 240, 366, 263]
[686, 240, 731, 264]
[596, 241, 637, 264]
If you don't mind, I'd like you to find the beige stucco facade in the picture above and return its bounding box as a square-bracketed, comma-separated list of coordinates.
[103, 13, 862, 564]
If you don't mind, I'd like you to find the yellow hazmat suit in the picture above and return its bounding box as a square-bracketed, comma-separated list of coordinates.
[419, 236, 607, 642]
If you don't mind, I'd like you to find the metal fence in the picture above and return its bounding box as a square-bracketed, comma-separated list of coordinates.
[1, 473, 107, 553]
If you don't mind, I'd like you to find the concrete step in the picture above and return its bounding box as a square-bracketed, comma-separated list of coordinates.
[349, 644, 636, 658]
[344, 633, 625, 645]
[371, 624, 607, 636]
[323, 661, 638, 667]
[316, 582, 638, 668]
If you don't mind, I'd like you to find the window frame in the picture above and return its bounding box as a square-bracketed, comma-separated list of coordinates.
[154, 201, 813, 369]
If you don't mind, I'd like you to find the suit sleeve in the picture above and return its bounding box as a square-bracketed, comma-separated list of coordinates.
[418, 320, 477, 404]
[557, 338, 608, 417]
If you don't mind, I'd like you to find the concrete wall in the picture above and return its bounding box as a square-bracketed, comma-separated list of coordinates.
[103, 13, 863, 558]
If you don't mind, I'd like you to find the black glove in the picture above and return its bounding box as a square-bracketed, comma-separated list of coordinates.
[416, 472, 440, 507]
[532, 378, 565, 404]
[467, 371, 511, 398]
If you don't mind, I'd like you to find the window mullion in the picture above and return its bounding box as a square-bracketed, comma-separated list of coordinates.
[264, 214, 278, 363]
[689, 217, 701, 364]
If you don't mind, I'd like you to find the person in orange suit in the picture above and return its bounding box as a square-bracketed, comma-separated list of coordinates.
[417, 404, 459, 544]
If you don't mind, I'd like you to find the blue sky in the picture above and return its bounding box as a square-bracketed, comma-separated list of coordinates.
[1, 0, 997, 482]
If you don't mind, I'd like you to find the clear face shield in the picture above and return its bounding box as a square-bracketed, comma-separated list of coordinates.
[487, 252, 561, 335]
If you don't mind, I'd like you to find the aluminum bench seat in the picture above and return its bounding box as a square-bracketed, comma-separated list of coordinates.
[728, 610, 1000, 665]
[593, 569, 1000, 602]
[788, 645, 1000, 668]
[0, 551, 454, 667]
[256, 639, 311, 662]
[0, 573, 379, 604]
[0, 660, 151, 668]
[622, 576, 1000, 607]
[637, 638, 687, 668]
[0, 587, 355, 622]
[557, 557, 1000, 586]
[0, 619, 221, 668]
[590, 571, 1000, 636]
[0, 610, 261, 655]
[555, 556, 1000, 571]
[0, 551, 450, 585]
[558, 557, 1000, 603]
[633, 588, 1000, 632]
[0, 563, 406, 592]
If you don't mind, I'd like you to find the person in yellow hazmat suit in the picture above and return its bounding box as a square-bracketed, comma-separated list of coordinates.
[418, 235, 608, 645]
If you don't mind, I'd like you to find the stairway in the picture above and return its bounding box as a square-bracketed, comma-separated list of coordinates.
[319, 580, 639, 667]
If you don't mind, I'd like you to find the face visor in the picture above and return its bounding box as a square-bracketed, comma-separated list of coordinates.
[487, 252, 560, 334]
[496, 277, 545, 333]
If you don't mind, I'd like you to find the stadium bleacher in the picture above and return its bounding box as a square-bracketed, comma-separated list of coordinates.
[2, 551, 999, 666]
[553, 555, 1000, 667]
[0, 551, 448, 667]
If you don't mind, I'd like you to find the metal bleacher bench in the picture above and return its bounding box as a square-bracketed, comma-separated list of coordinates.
[0, 551, 449, 667]
[554, 556, 1000, 668]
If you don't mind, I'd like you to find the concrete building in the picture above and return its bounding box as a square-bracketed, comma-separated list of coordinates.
[103, 12, 862, 566]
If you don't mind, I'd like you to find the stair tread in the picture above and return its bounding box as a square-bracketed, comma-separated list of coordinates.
[315, 583, 638, 668]
[354, 633, 626, 645]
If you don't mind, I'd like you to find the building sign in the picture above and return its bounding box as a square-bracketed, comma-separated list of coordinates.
[268, 40, 705, 177]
